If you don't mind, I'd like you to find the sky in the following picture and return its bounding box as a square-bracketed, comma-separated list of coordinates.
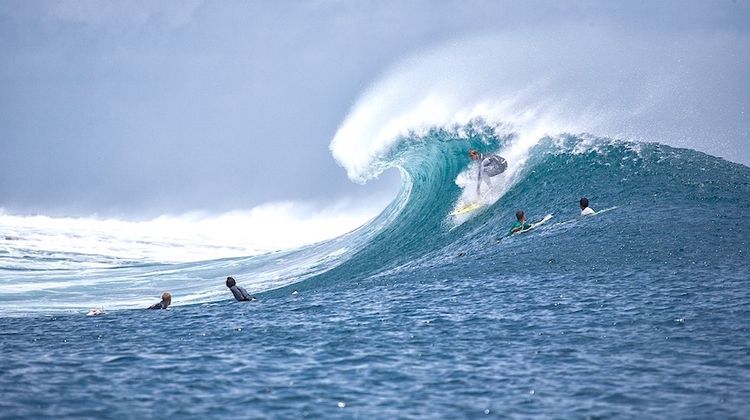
[1, 0, 748, 219]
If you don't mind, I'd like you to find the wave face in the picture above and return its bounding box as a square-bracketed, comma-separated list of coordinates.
[303, 128, 750, 293]
[2, 126, 749, 314]
[2, 126, 750, 418]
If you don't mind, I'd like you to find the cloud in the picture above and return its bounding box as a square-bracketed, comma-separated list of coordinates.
[0, 0, 203, 29]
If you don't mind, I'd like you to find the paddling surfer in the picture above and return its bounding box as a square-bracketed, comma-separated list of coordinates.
[580, 197, 596, 216]
[510, 210, 532, 234]
[226, 276, 256, 302]
[147, 292, 171, 310]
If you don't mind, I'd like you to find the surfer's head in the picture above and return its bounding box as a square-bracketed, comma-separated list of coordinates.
[580, 197, 589, 210]
[226, 276, 236, 288]
[161, 292, 171, 305]
[468, 149, 480, 161]
[515, 210, 525, 221]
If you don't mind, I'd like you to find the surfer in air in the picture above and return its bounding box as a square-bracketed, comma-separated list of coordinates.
[510, 210, 533, 234]
[469, 149, 507, 196]
[226, 276, 256, 302]
[579, 197, 595, 216]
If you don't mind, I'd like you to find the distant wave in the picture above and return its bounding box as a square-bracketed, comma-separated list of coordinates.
[0, 199, 386, 270]
[0, 198, 396, 314]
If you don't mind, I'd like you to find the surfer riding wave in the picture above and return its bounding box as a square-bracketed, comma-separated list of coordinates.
[469, 149, 508, 197]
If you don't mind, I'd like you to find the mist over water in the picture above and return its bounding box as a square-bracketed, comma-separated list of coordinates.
[331, 28, 750, 182]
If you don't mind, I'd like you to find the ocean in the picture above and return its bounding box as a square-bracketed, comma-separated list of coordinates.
[1, 128, 749, 418]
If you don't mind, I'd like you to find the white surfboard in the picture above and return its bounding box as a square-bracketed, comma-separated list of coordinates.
[517, 214, 554, 234]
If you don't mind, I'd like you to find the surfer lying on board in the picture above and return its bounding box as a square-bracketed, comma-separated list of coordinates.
[510, 210, 533, 234]
[226, 276, 256, 302]
[469, 149, 508, 196]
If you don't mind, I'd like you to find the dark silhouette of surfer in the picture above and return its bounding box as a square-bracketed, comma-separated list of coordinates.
[147, 292, 171, 310]
[226, 276, 255, 302]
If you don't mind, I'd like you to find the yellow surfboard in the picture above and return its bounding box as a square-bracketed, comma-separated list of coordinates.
[451, 202, 485, 216]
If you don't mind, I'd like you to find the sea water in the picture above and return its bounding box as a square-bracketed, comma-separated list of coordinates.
[1, 131, 749, 418]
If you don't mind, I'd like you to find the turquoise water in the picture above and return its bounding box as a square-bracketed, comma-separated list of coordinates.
[1, 133, 749, 418]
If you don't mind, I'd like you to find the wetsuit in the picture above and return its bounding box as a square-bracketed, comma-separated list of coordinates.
[509, 220, 532, 234]
[476, 153, 508, 193]
[230, 285, 255, 302]
[147, 301, 169, 310]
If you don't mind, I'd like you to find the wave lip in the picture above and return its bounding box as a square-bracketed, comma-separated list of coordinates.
[330, 28, 750, 183]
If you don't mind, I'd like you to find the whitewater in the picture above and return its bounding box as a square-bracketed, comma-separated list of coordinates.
[2, 30, 750, 418]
